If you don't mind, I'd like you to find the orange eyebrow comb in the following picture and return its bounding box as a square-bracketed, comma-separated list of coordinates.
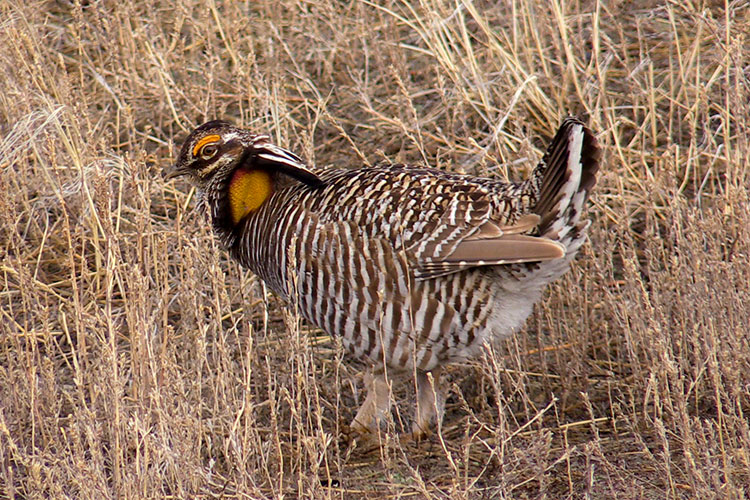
[192, 135, 221, 157]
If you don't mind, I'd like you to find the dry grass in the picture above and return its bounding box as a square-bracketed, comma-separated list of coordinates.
[1, 0, 749, 498]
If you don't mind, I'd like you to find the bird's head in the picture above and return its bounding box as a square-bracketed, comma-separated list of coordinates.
[165, 120, 323, 224]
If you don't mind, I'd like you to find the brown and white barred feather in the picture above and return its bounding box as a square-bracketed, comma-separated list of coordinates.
[169, 116, 600, 435]
[202, 118, 600, 373]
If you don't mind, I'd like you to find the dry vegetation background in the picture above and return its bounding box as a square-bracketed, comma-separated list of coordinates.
[1, 0, 749, 498]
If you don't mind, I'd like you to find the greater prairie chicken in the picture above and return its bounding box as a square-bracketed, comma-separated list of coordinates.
[166, 117, 600, 437]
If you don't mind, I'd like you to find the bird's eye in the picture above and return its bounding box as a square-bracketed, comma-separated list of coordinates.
[199, 143, 219, 160]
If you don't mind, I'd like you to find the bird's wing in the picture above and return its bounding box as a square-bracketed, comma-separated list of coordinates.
[311, 166, 567, 282]
[411, 215, 565, 280]
[396, 185, 565, 280]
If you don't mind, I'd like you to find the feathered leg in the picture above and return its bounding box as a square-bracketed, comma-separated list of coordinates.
[411, 368, 445, 439]
[351, 368, 392, 434]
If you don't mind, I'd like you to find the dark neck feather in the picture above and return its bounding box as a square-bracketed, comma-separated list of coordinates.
[201, 179, 237, 249]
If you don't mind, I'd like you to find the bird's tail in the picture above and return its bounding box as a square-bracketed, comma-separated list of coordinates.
[530, 117, 601, 258]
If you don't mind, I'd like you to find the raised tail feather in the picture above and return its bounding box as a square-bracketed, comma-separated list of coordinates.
[532, 117, 600, 250]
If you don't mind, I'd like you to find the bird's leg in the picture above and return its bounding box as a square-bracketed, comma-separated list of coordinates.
[411, 367, 445, 439]
[351, 368, 392, 434]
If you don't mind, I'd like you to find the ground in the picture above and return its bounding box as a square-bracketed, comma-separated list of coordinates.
[1, 0, 748, 498]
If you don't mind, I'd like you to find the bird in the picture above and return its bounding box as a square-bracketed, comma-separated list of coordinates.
[165, 117, 600, 438]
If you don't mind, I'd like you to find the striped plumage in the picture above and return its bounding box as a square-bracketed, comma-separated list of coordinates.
[167, 117, 600, 437]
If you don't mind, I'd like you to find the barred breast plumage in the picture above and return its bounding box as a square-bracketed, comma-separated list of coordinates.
[166, 117, 600, 438]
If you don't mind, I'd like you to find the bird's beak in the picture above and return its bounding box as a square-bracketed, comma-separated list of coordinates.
[163, 163, 189, 181]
